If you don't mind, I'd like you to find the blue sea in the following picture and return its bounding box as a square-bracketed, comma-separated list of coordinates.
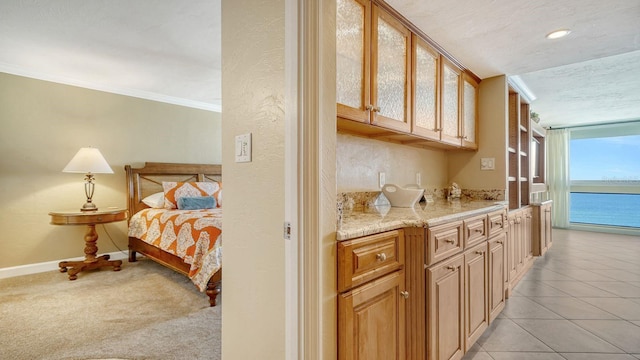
[570, 193, 640, 228]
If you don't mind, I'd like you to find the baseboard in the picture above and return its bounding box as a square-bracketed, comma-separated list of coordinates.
[0, 251, 129, 279]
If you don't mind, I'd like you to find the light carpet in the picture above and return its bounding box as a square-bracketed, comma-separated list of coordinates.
[0, 257, 221, 360]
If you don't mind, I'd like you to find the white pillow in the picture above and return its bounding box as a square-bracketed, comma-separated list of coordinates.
[142, 192, 165, 208]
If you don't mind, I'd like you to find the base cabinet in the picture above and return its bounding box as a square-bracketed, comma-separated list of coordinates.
[338, 230, 407, 360]
[463, 243, 489, 351]
[532, 201, 553, 256]
[337, 206, 551, 360]
[427, 254, 465, 360]
[506, 207, 533, 296]
[488, 233, 506, 322]
[338, 270, 407, 360]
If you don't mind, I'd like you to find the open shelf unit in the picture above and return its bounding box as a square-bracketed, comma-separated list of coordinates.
[507, 88, 532, 210]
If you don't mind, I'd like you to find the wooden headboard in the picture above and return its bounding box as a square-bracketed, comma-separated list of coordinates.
[124, 162, 222, 219]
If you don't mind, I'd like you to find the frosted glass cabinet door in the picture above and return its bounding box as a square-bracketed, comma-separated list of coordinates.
[412, 35, 440, 140]
[462, 73, 479, 149]
[370, 6, 411, 133]
[441, 58, 462, 146]
[336, 0, 370, 123]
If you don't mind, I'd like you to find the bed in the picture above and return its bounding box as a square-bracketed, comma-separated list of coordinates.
[125, 162, 222, 307]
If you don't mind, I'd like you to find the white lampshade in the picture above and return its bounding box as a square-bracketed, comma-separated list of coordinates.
[63, 147, 114, 174]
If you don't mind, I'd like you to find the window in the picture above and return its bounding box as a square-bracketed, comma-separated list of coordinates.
[569, 123, 640, 229]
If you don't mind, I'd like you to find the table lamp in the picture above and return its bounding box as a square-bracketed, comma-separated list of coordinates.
[63, 147, 114, 212]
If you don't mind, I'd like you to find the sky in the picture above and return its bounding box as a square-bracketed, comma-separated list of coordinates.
[570, 135, 640, 182]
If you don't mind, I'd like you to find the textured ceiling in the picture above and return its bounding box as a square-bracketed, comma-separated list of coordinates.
[0, 0, 221, 111]
[1, 0, 639, 127]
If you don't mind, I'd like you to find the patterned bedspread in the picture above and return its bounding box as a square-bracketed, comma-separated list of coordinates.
[127, 208, 222, 291]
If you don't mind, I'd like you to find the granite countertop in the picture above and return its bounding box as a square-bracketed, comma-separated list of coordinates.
[337, 199, 507, 241]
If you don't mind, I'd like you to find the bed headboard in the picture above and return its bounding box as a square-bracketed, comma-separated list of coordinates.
[124, 162, 222, 219]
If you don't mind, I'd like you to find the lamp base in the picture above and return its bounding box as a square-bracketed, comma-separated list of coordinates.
[81, 202, 98, 212]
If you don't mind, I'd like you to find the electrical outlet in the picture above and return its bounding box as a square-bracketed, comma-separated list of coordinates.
[416, 172, 421, 186]
[480, 157, 495, 170]
[379, 172, 386, 188]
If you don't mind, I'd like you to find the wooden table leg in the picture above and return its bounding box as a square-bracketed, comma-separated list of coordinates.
[58, 224, 122, 280]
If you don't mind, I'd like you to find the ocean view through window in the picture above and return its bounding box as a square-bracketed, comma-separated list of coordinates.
[569, 131, 640, 229]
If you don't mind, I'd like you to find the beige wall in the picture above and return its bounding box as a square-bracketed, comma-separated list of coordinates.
[337, 133, 449, 192]
[221, 0, 287, 358]
[0, 72, 221, 268]
[449, 75, 508, 191]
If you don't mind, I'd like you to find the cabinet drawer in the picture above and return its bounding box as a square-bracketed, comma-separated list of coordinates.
[338, 229, 404, 293]
[487, 209, 507, 238]
[464, 214, 488, 249]
[427, 221, 463, 266]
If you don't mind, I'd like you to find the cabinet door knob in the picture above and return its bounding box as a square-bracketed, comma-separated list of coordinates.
[400, 290, 409, 299]
[365, 104, 374, 111]
[372, 106, 381, 112]
[376, 253, 387, 262]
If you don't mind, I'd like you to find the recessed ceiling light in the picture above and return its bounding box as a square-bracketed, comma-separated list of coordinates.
[546, 29, 571, 39]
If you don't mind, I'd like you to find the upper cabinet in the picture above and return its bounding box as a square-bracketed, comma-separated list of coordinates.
[336, 0, 370, 123]
[462, 73, 479, 150]
[336, 0, 479, 151]
[371, 6, 412, 132]
[336, 0, 412, 133]
[412, 35, 440, 140]
[440, 58, 462, 146]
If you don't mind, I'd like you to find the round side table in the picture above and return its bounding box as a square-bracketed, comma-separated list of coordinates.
[49, 208, 128, 280]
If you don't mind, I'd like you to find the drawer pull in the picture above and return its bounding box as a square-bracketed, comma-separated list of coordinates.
[445, 239, 455, 244]
[474, 228, 484, 233]
[446, 266, 456, 271]
[400, 290, 409, 299]
[376, 253, 387, 262]
[497, 240, 504, 244]
[475, 250, 484, 255]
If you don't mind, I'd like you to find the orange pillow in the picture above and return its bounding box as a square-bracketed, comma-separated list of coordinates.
[162, 181, 221, 209]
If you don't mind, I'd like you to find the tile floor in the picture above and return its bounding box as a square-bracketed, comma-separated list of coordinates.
[463, 228, 640, 360]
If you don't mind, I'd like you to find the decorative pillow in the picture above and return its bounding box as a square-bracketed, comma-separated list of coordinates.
[141, 192, 165, 208]
[162, 181, 221, 209]
[177, 196, 216, 210]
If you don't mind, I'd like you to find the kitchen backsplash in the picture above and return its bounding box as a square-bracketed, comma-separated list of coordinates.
[337, 188, 505, 219]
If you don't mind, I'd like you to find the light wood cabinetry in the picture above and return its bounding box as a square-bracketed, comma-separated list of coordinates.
[463, 242, 488, 351]
[463, 214, 488, 249]
[426, 209, 507, 360]
[336, 0, 370, 124]
[427, 253, 465, 360]
[461, 73, 479, 150]
[440, 58, 462, 147]
[337, 230, 407, 360]
[508, 89, 531, 210]
[532, 200, 553, 256]
[337, 208, 516, 360]
[336, 0, 412, 132]
[411, 35, 440, 141]
[427, 220, 463, 266]
[370, 5, 412, 132]
[336, 0, 479, 151]
[488, 232, 506, 322]
[506, 207, 533, 296]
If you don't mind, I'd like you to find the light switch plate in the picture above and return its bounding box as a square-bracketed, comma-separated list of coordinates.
[235, 133, 252, 163]
[480, 157, 495, 170]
